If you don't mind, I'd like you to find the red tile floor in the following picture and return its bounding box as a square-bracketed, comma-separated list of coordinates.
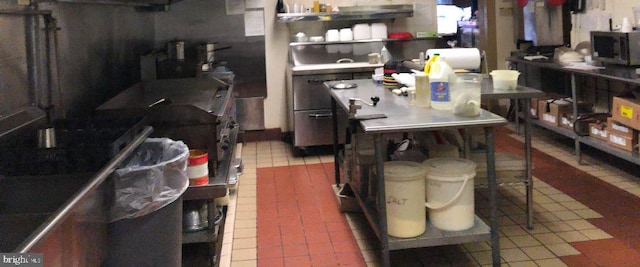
[223, 125, 640, 266]
[256, 164, 366, 266]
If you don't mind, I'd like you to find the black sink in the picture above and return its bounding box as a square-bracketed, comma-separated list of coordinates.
[0, 173, 92, 252]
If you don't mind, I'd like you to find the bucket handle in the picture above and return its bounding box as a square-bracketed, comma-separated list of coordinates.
[425, 175, 472, 210]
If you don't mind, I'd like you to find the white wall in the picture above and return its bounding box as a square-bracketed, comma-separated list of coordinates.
[570, 0, 640, 47]
[494, 1, 517, 70]
[265, 0, 437, 132]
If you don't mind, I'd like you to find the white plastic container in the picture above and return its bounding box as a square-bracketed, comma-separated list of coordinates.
[428, 56, 455, 110]
[424, 158, 476, 231]
[451, 73, 482, 117]
[380, 46, 392, 64]
[370, 23, 388, 39]
[352, 23, 371, 40]
[325, 29, 340, 42]
[490, 70, 520, 90]
[339, 28, 353, 41]
[384, 161, 427, 238]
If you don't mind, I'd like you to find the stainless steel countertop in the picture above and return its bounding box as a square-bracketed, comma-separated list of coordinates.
[324, 79, 507, 134]
[289, 62, 383, 75]
[480, 77, 545, 99]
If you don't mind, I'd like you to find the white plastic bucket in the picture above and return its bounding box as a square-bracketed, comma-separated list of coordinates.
[489, 70, 520, 90]
[424, 158, 476, 231]
[384, 161, 427, 238]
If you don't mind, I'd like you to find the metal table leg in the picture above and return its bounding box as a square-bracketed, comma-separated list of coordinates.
[331, 98, 340, 186]
[571, 74, 582, 164]
[485, 127, 501, 267]
[523, 99, 534, 230]
[514, 99, 521, 135]
[374, 134, 391, 267]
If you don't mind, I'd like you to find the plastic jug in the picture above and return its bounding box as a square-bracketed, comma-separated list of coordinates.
[423, 53, 439, 74]
[428, 56, 454, 110]
[380, 46, 392, 64]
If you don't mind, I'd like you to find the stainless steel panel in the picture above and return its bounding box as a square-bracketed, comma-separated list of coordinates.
[96, 78, 231, 124]
[294, 109, 347, 147]
[293, 73, 351, 110]
[237, 97, 265, 131]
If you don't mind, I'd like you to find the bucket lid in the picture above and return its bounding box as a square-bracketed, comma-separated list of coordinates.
[423, 158, 476, 180]
[384, 161, 426, 181]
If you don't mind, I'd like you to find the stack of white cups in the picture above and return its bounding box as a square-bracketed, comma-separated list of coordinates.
[621, 17, 633, 33]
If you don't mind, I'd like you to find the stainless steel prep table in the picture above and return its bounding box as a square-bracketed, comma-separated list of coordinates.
[481, 79, 545, 229]
[324, 79, 507, 267]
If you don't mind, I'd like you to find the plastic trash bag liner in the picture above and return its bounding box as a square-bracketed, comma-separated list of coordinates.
[110, 138, 189, 222]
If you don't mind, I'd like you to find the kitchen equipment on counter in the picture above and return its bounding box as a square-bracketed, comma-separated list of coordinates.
[167, 40, 186, 61]
[197, 42, 232, 66]
[183, 201, 208, 232]
[591, 31, 640, 66]
[36, 127, 56, 148]
[96, 77, 238, 182]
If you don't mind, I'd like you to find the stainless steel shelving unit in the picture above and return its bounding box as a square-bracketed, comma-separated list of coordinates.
[276, 5, 413, 23]
[325, 79, 507, 267]
[508, 57, 640, 166]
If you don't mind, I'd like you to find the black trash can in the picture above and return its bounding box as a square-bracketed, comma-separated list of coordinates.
[105, 138, 189, 267]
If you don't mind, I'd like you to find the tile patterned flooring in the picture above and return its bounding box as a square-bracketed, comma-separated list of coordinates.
[215, 124, 640, 266]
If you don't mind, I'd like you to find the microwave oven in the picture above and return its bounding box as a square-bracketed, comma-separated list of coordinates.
[591, 31, 640, 65]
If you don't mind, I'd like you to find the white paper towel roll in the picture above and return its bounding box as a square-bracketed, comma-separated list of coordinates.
[426, 48, 481, 70]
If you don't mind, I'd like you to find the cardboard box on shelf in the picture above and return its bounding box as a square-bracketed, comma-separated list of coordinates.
[530, 93, 567, 119]
[607, 117, 636, 139]
[539, 99, 572, 126]
[612, 96, 640, 131]
[607, 131, 638, 152]
[589, 121, 608, 141]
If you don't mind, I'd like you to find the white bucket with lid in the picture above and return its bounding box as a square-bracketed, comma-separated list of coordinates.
[384, 161, 427, 238]
[424, 158, 476, 231]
